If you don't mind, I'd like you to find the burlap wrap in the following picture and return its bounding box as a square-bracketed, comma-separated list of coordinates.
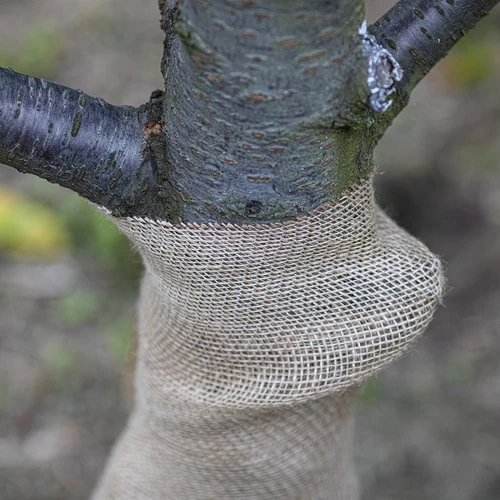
[92, 175, 445, 499]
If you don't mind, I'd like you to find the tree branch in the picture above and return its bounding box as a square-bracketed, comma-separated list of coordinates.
[369, 0, 499, 128]
[0, 68, 174, 219]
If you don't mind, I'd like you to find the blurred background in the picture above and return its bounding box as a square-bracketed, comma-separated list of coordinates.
[0, 1, 499, 499]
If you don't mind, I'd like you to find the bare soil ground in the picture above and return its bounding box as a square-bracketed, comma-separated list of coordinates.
[1, 1, 499, 499]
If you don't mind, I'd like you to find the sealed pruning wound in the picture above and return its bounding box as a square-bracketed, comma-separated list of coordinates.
[359, 21, 403, 113]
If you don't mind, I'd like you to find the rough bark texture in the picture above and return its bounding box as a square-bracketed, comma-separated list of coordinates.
[1, 0, 498, 222]
[157, 0, 373, 223]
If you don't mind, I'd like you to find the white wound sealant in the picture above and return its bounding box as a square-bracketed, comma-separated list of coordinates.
[359, 20, 403, 113]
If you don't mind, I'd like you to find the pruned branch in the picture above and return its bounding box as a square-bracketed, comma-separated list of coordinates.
[0, 68, 175, 219]
[369, 0, 499, 127]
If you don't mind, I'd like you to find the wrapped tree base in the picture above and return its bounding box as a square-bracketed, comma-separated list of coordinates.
[92, 174, 445, 500]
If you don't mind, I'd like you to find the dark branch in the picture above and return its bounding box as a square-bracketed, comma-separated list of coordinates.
[369, 0, 499, 125]
[0, 68, 174, 219]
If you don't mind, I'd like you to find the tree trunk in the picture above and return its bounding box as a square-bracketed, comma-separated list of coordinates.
[0, 0, 497, 498]
[90, 172, 445, 499]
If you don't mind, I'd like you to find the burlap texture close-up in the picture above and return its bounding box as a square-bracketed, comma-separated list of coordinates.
[92, 174, 445, 499]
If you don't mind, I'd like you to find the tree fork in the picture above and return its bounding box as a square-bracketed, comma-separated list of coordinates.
[0, 0, 498, 224]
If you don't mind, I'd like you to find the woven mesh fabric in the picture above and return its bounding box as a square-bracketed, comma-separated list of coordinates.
[92, 174, 445, 499]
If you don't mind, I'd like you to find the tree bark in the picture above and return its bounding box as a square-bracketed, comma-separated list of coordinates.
[369, 0, 500, 135]
[0, 68, 178, 219]
[1, 0, 497, 222]
[157, 0, 372, 223]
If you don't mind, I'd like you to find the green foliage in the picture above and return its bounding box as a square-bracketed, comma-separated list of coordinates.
[58, 194, 142, 287]
[4, 174, 141, 285]
[42, 343, 79, 388]
[0, 184, 70, 259]
[53, 290, 101, 327]
[443, 19, 498, 89]
[0, 24, 63, 79]
[358, 377, 381, 408]
[105, 318, 135, 364]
